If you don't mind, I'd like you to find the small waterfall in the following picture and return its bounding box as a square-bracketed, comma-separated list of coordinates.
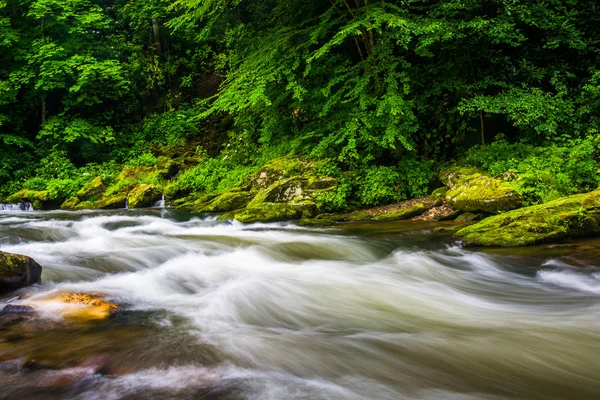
[0, 202, 34, 211]
[153, 193, 166, 208]
[125, 196, 129, 210]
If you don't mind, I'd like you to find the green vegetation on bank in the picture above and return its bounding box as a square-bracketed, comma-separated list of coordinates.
[1, 1, 600, 245]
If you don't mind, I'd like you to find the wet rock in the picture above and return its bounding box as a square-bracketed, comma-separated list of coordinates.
[441, 166, 523, 213]
[56, 292, 120, 320]
[78, 355, 110, 375]
[1, 305, 37, 315]
[127, 184, 162, 208]
[6, 189, 50, 210]
[455, 212, 484, 222]
[76, 176, 106, 201]
[0, 251, 42, 293]
[455, 189, 600, 247]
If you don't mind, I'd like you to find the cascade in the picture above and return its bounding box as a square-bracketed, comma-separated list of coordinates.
[0, 202, 33, 211]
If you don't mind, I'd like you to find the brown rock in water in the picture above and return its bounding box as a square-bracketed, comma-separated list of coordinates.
[0, 251, 42, 293]
[57, 292, 120, 320]
[1, 304, 37, 315]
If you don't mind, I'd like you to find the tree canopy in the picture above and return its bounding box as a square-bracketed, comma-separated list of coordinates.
[1, 0, 599, 200]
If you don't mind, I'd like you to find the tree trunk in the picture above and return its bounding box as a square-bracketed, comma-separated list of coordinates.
[480, 110, 485, 145]
[41, 97, 47, 125]
[152, 18, 161, 54]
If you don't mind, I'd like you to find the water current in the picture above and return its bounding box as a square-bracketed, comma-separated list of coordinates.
[0, 209, 599, 399]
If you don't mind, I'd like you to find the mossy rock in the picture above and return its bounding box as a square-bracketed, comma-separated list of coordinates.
[60, 197, 80, 210]
[76, 176, 106, 201]
[74, 193, 127, 210]
[128, 184, 162, 208]
[253, 158, 314, 189]
[193, 190, 253, 213]
[234, 201, 317, 223]
[6, 189, 50, 210]
[373, 200, 439, 221]
[441, 166, 522, 213]
[156, 156, 180, 179]
[0, 251, 42, 293]
[297, 213, 343, 226]
[455, 212, 483, 222]
[430, 186, 449, 200]
[455, 189, 600, 247]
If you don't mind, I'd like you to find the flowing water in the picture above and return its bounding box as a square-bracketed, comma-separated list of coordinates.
[0, 209, 599, 400]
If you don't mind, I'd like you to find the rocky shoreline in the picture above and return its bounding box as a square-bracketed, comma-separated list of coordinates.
[3, 156, 600, 248]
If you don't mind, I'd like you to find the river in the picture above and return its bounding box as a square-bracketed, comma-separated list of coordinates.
[1, 209, 599, 399]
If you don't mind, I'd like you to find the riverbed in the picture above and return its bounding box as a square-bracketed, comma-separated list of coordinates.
[1, 209, 599, 399]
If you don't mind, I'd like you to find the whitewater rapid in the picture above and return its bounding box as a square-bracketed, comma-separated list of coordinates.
[1, 210, 599, 399]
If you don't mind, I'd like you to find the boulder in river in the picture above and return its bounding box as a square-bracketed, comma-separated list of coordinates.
[455, 189, 600, 247]
[5, 189, 50, 210]
[76, 176, 106, 201]
[55, 292, 120, 320]
[441, 166, 523, 214]
[0, 251, 42, 293]
[127, 183, 162, 208]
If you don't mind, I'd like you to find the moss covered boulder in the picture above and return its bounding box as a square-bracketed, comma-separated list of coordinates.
[72, 193, 127, 210]
[194, 190, 254, 213]
[127, 184, 162, 208]
[76, 176, 106, 201]
[455, 189, 600, 247]
[60, 197, 80, 210]
[232, 201, 317, 223]
[441, 166, 523, 213]
[6, 189, 50, 210]
[0, 251, 42, 293]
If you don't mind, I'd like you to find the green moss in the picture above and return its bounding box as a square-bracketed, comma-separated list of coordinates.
[194, 190, 254, 213]
[430, 186, 449, 200]
[234, 201, 317, 223]
[0, 251, 27, 277]
[441, 166, 523, 213]
[455, 212, 483, 222]
[253, 158, 315, 188]
[6, 189, 50, 210]
[455, 190, 600, 247]
[60, 196, 80, 210]
[373, 204, 428, 221]
[128, 184, 162, 208]
[73, 193, 127, 210]
[76, 176, 106, 201]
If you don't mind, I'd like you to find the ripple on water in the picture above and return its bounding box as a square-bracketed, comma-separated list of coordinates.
[0, 210, 599, 399]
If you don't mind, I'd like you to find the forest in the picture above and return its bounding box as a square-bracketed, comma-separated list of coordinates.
[1, 0, 600, 214]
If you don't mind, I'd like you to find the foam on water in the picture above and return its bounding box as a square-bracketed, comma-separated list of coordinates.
[1, 210, 600, 399]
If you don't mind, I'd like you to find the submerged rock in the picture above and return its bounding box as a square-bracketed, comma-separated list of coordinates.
[1, 304, 37, 314]
[441, 166, 523, 213]
[52, 292, 120, 320]
[455, 189, 600, 247]
[127, 184, 162, 208]
[0, 251, 42, 293]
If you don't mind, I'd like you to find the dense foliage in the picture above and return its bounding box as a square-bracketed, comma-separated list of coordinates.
[1, 0, 599, 207]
